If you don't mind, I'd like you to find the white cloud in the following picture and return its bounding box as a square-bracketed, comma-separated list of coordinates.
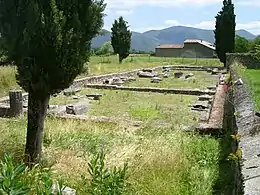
[115, 10, 133, 16]
[104, 0, 222, 10]
[236, 0, 260, 6]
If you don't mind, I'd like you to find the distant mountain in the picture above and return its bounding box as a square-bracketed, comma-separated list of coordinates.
[91, 26, 256, 52]
[236, 29, 256, 40]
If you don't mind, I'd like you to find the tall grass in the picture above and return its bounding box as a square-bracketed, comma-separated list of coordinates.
[0, 66, 19, 97]
[0, 89, 221, 194]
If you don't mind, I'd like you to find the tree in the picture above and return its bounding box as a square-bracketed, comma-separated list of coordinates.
[250, 37, 260, 53]
[111, 16, 131, 63]
[95, 41, 114, 56]
[235, 35, 250, 53]
[0, 0, 106, 164]
[214, 0, 236, 67]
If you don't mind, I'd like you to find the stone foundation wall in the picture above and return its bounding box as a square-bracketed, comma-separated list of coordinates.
[72, 65, 223, 88]
[85, 84, 216, 96]
[226, 53, 260, 69]
[229, 66, 260, 194]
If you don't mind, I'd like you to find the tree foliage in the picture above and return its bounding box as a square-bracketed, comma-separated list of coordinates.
[234, 35, 251, 53]
[95, 41, 114, 56]
[214, 0, 236, 66]
[111, 16, 131, 63]
[0, 0, 106, 163]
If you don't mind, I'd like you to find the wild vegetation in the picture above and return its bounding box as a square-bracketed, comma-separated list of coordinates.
[0, 90, 221, 194]
[235, 63, 260, 110]
[0, 0, 254, 194]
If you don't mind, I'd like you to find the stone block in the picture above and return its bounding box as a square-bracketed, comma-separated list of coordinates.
[163, 73, 169, 78]
[86, 94, 103, 100]
[185, 73, 194, 79]
[63, 87, 81, 96]
[211, 68, 220, 75]
[174, 72, 183, 78]
[9, 90, 23, 117]
[66, 101, 88, 115]
[151, 77, 162, 83]
[137, 71, 158, 78]
[52, 184, 76, 195]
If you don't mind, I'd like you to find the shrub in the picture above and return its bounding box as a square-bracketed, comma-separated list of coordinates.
[86, 150, 129, 195]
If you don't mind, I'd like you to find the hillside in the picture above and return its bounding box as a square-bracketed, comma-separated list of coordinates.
[91, 26, 256, 52]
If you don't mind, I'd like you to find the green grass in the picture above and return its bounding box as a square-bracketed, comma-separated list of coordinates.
[0, 56, 225, 194]
[1, 89, 221, 194]
[0, 56, 222, 97]
[0, 66, 20, 97]
[235, 63, 260, 110]
[126, 71, 218, 89]
[86, 55, 222, 77]
[0, 118, 220, 195]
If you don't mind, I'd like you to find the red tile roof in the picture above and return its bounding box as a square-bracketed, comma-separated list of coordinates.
[156, 44, 184, 49]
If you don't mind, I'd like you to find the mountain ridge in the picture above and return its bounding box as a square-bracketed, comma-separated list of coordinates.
[91, 26, 257, 52]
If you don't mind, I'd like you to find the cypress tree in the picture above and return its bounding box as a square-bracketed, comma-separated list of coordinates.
[111, 16, 132, 63]
[214, 0, 236, 67]
[0, 0, 106, 164]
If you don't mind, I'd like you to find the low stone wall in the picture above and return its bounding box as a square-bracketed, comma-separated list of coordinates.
[230, 66, 260, 194]
[226, 53, 260, 70]
[72, 65, 223, 88]
[85, 84, 216, 96]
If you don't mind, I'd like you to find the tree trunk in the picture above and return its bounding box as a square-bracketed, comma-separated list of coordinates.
[119, 54, 123, 64]
[24, 92, 50, 165]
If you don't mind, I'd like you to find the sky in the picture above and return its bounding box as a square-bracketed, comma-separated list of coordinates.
[103, 0, 260, 35]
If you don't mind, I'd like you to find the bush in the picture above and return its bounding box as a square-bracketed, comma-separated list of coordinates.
[86, 150, 129, 195]
[0, 153, 64, 195]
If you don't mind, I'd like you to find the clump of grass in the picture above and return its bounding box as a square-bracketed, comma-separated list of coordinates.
[0, 114, 220, 195]
[0, 66, 19, 97]
[129, 132, 219, 195]
[235, 62, 260, 110]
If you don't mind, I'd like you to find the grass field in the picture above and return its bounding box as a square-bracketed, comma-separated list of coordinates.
[126, 70, 218, 89]
[235, 63, 260, 110]
[87, 55, 222, 76]
[0, 56, 222, 97]
[0, 56, 228, 194]
[0, 90, 220, 194]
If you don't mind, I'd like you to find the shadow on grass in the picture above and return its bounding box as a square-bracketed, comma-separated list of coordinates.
[213, 89, 243, 195]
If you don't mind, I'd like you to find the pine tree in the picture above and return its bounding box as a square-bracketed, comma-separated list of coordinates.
[0, 0, 106, 164]
[214, 0, 236, 67]
[111, 16, 131, 63]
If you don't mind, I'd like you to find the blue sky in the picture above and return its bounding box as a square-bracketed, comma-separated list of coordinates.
[103, 0, 260, 35]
